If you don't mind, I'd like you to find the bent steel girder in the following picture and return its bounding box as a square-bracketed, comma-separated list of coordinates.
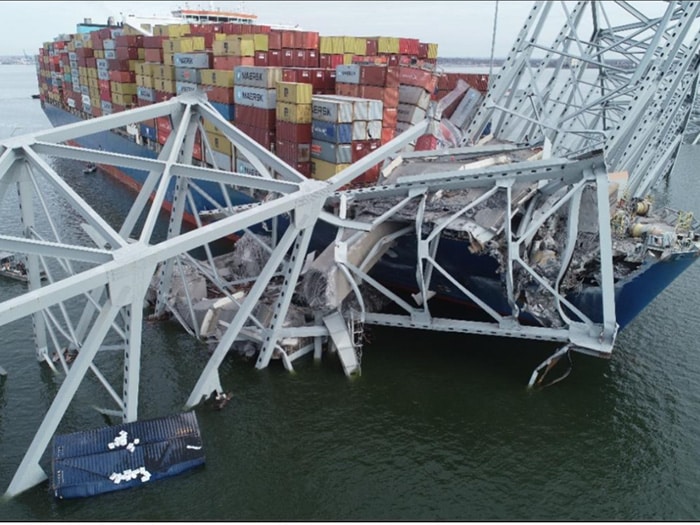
[464, 1, 700, 195]
[0, 94, 426, 497]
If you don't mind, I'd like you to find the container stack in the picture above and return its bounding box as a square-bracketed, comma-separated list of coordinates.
[310, 95, 383, 183]
[233, 66, 281, 151]
[275, 81, 313, 176]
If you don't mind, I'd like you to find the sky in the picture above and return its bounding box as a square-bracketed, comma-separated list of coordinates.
[0, 1, 537, 58]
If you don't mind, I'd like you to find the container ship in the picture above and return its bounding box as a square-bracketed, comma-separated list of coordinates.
[32, 3, 700, 339]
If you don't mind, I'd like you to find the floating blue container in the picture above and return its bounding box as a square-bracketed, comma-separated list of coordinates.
[210, 101, 235, 121]
[311, 120, 352, 144]
[51, 411, 205, 499]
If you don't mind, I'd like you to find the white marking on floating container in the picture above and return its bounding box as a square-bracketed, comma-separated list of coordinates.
[102, 39, 116, 50]
[97, 69, 110, 82]
[335, 64, 361, 85]
[398, 85, 431, 110]
[234, 66, 282, 89]
[96, 59, 109, 71]
[234, 85, 276, 110]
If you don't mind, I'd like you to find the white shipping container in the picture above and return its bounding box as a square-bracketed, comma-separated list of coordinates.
[312, 96, 353, 123]
[234, 66, 282, 89]
[367, 120, 382, 140]
[234, 86, 276, 109]
[399, 85, 431, 109]
[175, 81, 198, 95]
[97, 69, 110, 81]
[205, 149, 233, 171]
[81, 94, 91, 105]
[397, 103, 427, 125]
[335, 65, 361, 85]
[103, 39, 116, 50]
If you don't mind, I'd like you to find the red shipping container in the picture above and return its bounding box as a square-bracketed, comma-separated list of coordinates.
[281, 49, 295, 67]
[292, 49, 305, 68]
[115, 47, 140, 60]
[268, 49, 281, 67]
[206, 86, 234, 104]
[335, 83, 360, 97]
[360, 85, 399, 109]
[365, 39, 378, 56]
[386, 66, 400, 88]
[254, 51, 268, 67]
[351, 139, 381, 163]
[236, 106, 276, 129]
[213, 55, 254, 69]
[382, 107, 398, 128]
[359, 65, 386, 86]
[415, 134, 439, 151]
[418, 42, 429, 59]
[188, 23, 216, 35]
[156, 116, 172, 134]
[386, 54, 400, 66]
[143, 36, 167, 49]
[281, 30, 296, 49]
[144, 48, 163, 62]
[91, 106, 102, 117]
[398, 38, 419, 55]
[75, 48, 94, 58]
[320, 54, 344, 69]
[381, 127, 395, 145]
[157, 128, 170, 145]
[98, 28, 111, 39]
[295, 31, 319, 50]
[398, 66, 437, 92]
[115, 35, 143, 48]
[100, 88, 112, 101]
[237, 122, 275, 149]
[77, 57, 87, 67]
[107, 59, 131, 71]
[109, 70, 135, 82]
[268, 30, 282, 50]
[192, 139, 203, 161]
[276, 121, 312, 143]
[276, 139, 311, 163]
[112, 104, 126, 112]
[86, 57, 97, 69]
[137, 98, 152, 107]
[306, 49, 319, 68]
[282, 68, 298, 83]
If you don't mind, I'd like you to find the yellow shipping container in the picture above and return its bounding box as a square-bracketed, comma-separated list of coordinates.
[199, 69, 234, 88]
[154, 23, 189, 37]
[311, 158, 349, 181]
[427, 43, 438, 59]
[87, 77, 99, 89]
[110, 82, 137, 95]
[206, 131, 233, 156]
[136, 62, 155, 77]
[203, 119, 225, 135]
[138, 48, 145, 60]
[94, 50, 104, 59]
[354, 37, 367, 55]
[377, 36, 399, 54]
[319, 36, 332, 54]
[136, 74, 155, 89]
[78, 66, 87, 78]
[212, 38, 254, 57]
[87, 68, 97, 79]
[164, 36, 205, 54]
[343, 53, 354, 65]
[156, 78, 176, 93]
[89, 88, 99, 100]
[276, 81, 312, 104]
[343, 36, 357, 54]
[128, 60, 142, 72]
[276, 102, 311, 124]
[111, 92, 135, 106]
[253, 34, 268, 52]
[164, 52, 174, 66]
[156, 65, 176, 80]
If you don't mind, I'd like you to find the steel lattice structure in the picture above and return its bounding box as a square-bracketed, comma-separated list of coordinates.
[0, 0, 699, 499]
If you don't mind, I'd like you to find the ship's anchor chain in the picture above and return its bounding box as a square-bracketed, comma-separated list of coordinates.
[527, 344, 573, 388]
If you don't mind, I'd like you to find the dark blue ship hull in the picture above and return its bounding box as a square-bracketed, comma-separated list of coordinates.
[41, 103, 700, 333]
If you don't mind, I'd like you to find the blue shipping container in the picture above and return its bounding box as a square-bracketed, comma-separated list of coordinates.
[139, 124, 157, 141]
[311, 120, 352, 144]
[210, 101, 235, 121]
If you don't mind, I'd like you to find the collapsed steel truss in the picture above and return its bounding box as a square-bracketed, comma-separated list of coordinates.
[0, 0, 699, 499]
